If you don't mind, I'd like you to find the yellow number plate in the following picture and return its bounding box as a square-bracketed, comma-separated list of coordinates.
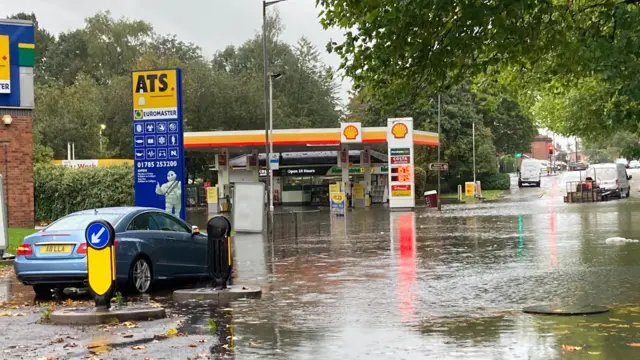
[39, 245, 72, 254]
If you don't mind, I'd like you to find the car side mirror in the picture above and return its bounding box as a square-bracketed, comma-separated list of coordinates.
[191, 225, 200, 235]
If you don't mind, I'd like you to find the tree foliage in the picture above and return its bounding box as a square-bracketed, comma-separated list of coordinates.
[18, 11, 341, 177]
[317, 0, 640, 139]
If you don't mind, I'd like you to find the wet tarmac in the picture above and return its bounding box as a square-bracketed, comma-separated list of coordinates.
[3, 170, 640, 359]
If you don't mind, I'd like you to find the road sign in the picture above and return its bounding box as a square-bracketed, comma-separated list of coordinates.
[428, 162, 449, 171]
[269, 153, 280, 170]
[132, 68, 186, 220]
[85, 220, 116, 308]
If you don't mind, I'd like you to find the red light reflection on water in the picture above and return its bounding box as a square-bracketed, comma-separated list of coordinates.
[396, 213, 416, 322]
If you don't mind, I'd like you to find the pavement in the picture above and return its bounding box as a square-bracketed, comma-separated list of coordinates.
[2, 170, 640, 359]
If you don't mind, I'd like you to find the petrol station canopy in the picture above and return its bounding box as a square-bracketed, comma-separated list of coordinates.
[184, 127, 439, 153]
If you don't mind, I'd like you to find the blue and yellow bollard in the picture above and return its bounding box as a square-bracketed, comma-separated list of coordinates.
[85, 220, 116, 308]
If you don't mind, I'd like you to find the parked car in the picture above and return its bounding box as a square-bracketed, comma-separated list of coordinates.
[630, 160, 640, 169]
[14, 207, 216, 297]
[518, 158, 542, 187]
[584, 163, 632, 198]
[568, 162, 588, 171]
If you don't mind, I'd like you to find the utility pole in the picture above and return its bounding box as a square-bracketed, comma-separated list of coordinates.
[437, 94, 441, 210]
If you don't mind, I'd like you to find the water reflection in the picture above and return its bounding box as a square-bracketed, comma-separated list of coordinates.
[391, 212, 416, 323]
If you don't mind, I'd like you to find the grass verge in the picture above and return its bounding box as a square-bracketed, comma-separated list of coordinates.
[6, 228, 36, 254]
[439, 190, 505, 203]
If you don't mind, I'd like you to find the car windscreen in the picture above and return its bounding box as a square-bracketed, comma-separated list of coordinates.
[585, 168, 617, 181]
[44, 213, 123, 232]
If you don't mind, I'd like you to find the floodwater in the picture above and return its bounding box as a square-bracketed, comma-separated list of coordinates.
[173, 169, 640, 359]
[5, 170, 640, 359]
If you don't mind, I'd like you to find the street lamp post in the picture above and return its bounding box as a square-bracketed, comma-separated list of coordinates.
[263, 0, 287, 232]
[99, 124, 106, 153]
[268, 73, 283, 214]
[472, 120, 476, 196]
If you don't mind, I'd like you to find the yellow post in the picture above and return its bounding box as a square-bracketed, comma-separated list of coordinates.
[85, 220, 116, 308]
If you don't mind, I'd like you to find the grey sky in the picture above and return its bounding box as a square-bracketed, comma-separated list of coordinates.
[3, 0, 353, 104]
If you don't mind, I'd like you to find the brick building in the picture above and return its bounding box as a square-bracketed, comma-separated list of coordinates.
[529, 134, 552, 161]
[0, 20, 35, 228]
[0, 109, 34, 227]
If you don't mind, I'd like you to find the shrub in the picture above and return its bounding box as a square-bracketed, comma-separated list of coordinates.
[34, 164, 134, 222]
[414, 166, 427, 198]
[478, 172, 511, 190]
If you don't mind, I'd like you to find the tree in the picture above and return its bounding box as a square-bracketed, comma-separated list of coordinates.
[317, 0, 640, 139]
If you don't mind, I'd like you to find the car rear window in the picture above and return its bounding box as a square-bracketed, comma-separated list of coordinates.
[44, 213, 123, 232]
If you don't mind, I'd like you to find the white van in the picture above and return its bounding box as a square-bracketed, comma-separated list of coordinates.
[518, 159, 542, 187]
[584, 163, 632, 198]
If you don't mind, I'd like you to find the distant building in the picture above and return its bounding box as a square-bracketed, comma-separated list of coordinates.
[528, 134, 552, 160]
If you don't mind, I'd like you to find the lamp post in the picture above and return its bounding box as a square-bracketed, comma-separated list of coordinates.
[99, 124, 106, 153]
[263, 0, 287, 231]
[472, 120, 476, 196]
[268, 72, 283, 214]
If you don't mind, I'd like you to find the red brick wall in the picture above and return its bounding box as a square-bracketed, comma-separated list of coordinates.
[530, 135, 552, 161]
[0, 110, 34, 228]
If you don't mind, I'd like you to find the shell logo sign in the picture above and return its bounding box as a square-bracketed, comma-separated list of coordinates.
[391, 122, 409, 139]
[340, 122, 362, 143]
[342, 125, 359, 140]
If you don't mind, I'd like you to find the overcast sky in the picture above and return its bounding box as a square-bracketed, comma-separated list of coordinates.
[3, 0, 353, 104]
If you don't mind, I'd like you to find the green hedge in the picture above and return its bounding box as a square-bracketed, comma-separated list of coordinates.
[477, 173, 511, 190]
[414, 166, 427, 198]
[35, 164, 134, 222]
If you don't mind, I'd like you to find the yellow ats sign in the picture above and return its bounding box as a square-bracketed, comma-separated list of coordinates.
[0, 35, 10, 94]
[132, 69, 179, 120]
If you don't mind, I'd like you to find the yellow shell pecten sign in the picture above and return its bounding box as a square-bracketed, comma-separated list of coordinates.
[343, 125, 359, 140]
[331, 192, 345, 203]
[391, 122, 409, 139]
[132, 69, 179, 120]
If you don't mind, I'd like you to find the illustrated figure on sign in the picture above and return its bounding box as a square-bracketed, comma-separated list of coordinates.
[155, 170, 182, 215]
[138, 89, 146, 106]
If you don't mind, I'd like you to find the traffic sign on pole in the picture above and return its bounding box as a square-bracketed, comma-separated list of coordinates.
[428, 163, 449, 171]
[85, 220, 116, 308]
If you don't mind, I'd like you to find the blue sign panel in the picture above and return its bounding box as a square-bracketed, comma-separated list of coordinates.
[85, 221, 112, 250]
[0, 21, 35, 107]
[132, 69, 186, 220]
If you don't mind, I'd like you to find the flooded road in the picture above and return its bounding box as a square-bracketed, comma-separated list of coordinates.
[4, 170, 640, 359]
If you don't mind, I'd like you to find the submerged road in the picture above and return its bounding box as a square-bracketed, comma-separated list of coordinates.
[2, 169, 640, 359]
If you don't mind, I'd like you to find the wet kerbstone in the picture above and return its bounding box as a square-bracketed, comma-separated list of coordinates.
[50, 305, 166, 325]
[523, 304, 609, 316]
[173, 285, 261, 303]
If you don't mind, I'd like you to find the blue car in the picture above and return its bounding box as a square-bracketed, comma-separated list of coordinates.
[14, 207, 213, 297]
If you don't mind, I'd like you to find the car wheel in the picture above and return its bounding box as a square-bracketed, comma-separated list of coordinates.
[518, 181, 522, 188]
[536, 182, 541, 187]
[128, 256, 153, 294]
[32, 284, 55, 298]
[626, 188, 631, 198]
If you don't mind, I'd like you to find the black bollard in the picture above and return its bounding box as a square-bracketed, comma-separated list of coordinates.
[206, 215, 233, 290]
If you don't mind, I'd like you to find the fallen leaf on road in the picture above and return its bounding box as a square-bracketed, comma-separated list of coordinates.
[188, 343, 197, 348]
[132, 345, 146, 350]
[121, 321, 138, 328]
[194, 354, 210, 359]
[123, 334, 134, 338]
[54, 337, 64, 343]
[63, 342, 78, 348]
[588, 352, 601, 355]
[36, 357, 53, 360]
[197, 339, 206, 343]
[628, 343, 640, 347]
[562, 345, 582, 351]
[149, 301, 161, 307]
[609, 318, 623, 322]
[164, 328, 178, 337]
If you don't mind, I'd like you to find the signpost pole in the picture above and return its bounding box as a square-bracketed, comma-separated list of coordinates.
[437, 94, 441, 211]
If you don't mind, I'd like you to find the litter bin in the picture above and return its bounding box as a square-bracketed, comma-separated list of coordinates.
[424, 190, 438, 208]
